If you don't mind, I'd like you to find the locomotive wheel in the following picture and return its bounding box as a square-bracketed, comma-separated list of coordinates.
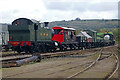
[38, 48, 42, 53]
[69, 45, 73, 50]
[69, 46, 71, 50]
[64, 48, 67, 51]
[24, 47, 29, 53]
[29, 50, 34, 53]
[47, 48, 51, 52]
[16, 46, 22, 53]
[41, 45, 46, 52]
[4, 46, 9, 52]
[54, 48, 57, 52]
[78, 46, 80, 50]
[17, 49, 21, 53]
[36, 45, 42, 53]
[60, 46, 63, 51]
[29, 46, 35, 53]
[46, 46, 51, 52]
[52, 47, 57, 52]
[25, 50, 28, 53]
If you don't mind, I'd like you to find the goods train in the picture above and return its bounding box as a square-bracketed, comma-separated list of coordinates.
[5, 18, 115, 53]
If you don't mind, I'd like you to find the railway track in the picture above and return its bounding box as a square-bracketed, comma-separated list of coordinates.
[2, 48, 101, 78]
[2, 46, 118, 79]
[1, 54, 33, 67]
[65, 48, 118, 79]
[1, 51, 98, 68]
[1, 45, 116, 69]
[66, 49, 103, 79]
[1, 45, 104, 60]
[1, 44, 116, 58]
[1, 52, 32, 57]
[1, 54, 32, 61]
[1, 49, 79, 57]
[1, 46, 118, 79]
[104, 50, 119, 80]
[1, 47, 101, 68]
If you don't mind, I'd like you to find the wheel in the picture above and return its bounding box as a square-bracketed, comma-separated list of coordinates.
[60, 46, 63, 51]
[52, 47, 57, 52]
[64, 48, 67, 51]
[17, 49, 21, 53]
[24, 46, 29, 53]
[41, 45, 46, 52]
[70, 46, 73, 50]
[25, 50, 28, 53]
[16, 46, 22, 53]
[5, 46, 9, 52]
[29, 46, 35, 53]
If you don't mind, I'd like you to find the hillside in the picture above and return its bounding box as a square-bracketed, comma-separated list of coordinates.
[48, 19, 118, 30]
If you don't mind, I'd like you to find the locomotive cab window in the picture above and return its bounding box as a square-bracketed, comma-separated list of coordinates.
[53, 29, 63, 35]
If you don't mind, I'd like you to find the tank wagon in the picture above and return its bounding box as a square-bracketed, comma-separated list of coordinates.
[7, 18, 115, 53]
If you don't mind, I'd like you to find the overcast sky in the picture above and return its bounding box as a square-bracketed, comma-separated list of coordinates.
[0, 0, 119, 23]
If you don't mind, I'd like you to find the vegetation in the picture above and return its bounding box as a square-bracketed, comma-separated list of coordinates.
[49, 19, 118, 30]
[76, 28, 119, 42]
[49, 19, 119, 42]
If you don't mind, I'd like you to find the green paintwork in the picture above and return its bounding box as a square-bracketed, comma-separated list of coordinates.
[97, 37, 103, 39]
[8, 18, 51, 42]
[97, 32, 113, 40]
[107, 32, 113, 35]
[8, 25, 30, 41]
[37, 26, 52, 41]
[97, 33, 104, 40]
[97, 33, 104, 35]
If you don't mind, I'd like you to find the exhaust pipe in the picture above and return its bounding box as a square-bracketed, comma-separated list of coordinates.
[44, 22, 49, 27]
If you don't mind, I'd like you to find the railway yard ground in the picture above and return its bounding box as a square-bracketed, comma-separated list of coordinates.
[1, 45, 119, 80]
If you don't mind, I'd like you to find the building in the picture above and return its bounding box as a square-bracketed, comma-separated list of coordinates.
[0, 23, 9, 45]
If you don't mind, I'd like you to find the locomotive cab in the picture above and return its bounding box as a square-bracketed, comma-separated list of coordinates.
[52, 26, 78, 50]
[52, 26, 76, 44]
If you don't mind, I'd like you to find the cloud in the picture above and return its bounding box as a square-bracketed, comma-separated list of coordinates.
[0, 0, 119, 23]
[0, 0, 47, 23]
[43, 1, 117, 12]
[88, 2, 118, 12]
[41, 1, 118, 21]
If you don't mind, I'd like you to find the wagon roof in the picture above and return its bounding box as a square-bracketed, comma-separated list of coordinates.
[52, 26, 76, 31]
[12, 18, 39, 25]
[77, 31, 92, 38]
